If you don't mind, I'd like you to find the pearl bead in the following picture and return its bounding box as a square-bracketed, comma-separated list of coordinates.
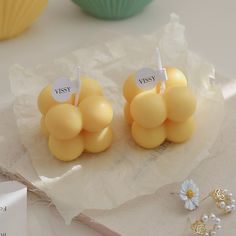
[215, 225, 222, 231]
[231, 199, 235, 204]
[228, 193, 233, 198]
[231, 204, 235, 211]
[225, 205, 231, 212]
[219, 201, 226, 209]
[202, 214, 208, 222]
[210, 213, 216, 220]
[210, 231, 216, 236]
[223, 189, 228, 194]
[215, 218, 221, 224]
[204, 233, 209, 236]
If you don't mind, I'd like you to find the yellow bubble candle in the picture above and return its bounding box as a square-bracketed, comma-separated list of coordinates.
[38, 71, 113, 161]
[123, 49, 197, 149]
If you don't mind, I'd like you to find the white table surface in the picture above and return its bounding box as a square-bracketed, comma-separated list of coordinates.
[0, 0, 235, 235]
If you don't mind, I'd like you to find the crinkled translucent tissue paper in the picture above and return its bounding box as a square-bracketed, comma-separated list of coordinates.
[10, 14, 224, 224]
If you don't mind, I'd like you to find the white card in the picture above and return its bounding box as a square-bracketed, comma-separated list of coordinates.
[51, 77, 78, 102]
[136, 67, 168, 90]
[0, 181, 27, 236]
[136, 67, 157, 90]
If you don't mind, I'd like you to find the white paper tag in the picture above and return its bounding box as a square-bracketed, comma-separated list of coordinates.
[136, 67, 168, 90]
[0, 181, 27, 236]
[136, 67, 157, 90]
[52, 77, 78, 102]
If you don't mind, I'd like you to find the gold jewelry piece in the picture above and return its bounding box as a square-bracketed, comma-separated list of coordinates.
[191, 213, 222, 236]
[210, 188, 235, 213]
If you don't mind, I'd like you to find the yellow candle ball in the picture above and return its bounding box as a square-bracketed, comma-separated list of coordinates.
[156, 67, 187, 93]
[45, 104, 82, 140]
[37, 85, 73, 115]
[165, 117, 195, 143]
[40, 116, 49, 137]
[166, 67, 188, 87]
[124, 102, 133, 125]
[83, 126, 113, 153]
[131, 122, 166, 149]
[79, 95, 113, 132]
[165, 86, 196, 122]
[130, 92, 167, 128]
[48, 134, 84, 161]
[78, 76, 103, 103]
[123, 74, 145, 103]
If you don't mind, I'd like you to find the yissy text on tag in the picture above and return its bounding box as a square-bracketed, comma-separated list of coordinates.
[136, 67, 167, 90]
[52, 77, 80, 102]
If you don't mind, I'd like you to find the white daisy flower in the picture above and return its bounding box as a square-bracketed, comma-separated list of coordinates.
[179, 179, 200, 211]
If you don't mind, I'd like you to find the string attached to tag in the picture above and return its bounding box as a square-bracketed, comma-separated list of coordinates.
[74, 67, 81, 107]
[155, 48, 168, 94]
[135, 47, 168, 93]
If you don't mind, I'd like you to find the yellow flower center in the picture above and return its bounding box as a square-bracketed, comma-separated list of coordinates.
[186, 189, 194, 199]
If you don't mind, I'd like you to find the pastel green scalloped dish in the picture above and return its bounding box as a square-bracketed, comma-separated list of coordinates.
[72, 0, 153, 20]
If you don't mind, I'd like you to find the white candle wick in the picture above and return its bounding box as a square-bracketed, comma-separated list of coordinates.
[74, 67, 80, 107]
[156, 48, 167, 94]
[156, 48, 163, 70]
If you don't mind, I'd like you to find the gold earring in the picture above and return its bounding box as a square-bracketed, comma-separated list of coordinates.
[191, 213, 222, 236]
[210, 188, 235, 213]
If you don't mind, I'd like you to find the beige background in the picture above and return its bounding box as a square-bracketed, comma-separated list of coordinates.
[0, 0, 236, 235]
